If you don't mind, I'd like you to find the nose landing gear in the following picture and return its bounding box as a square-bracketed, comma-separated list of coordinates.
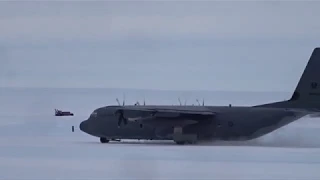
[100, 137, 122, 143]
[100, 137, 110, 143]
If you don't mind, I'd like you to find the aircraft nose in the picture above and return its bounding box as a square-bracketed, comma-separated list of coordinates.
[79, 120, 89, 133]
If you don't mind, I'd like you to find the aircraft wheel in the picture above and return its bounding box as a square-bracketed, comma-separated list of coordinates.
[100, 137, 110, 143]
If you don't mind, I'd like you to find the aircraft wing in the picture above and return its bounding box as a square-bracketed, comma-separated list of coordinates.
[116, 106, 215, 117]
[114, 106, 215, 127]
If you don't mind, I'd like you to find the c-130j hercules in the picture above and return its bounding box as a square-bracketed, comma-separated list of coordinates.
[80, 48, 320, 145]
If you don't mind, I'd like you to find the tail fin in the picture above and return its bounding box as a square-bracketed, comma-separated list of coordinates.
[257, 47, 320, 111]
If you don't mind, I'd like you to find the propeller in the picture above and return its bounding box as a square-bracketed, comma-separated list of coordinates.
[196, 99, 200, 106]
[115, 109, 128, 127]
[196, 99, 205, 106]
[178, 97, 188, 106]
[122, 94, 126, 106]
[134, 98, 146, 106]
[115, 94, 127, 127]
[115, 93, 126, 106]
[116, 98, 121, 106]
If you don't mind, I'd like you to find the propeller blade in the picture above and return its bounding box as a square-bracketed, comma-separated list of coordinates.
[116, 110, 128, 127]
[122, 94, 126, 106]
[178, 98, 182, 106]
[116, 98, 120, 106]
[196, 99, 200, 106]
[117, 116, 122, 126]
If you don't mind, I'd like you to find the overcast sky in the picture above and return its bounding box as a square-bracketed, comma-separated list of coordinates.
[1, 1, 320, 92]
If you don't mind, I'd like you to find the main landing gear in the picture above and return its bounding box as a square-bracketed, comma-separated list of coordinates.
[99, 126, 198, 145]
[173, 127, 198, 145]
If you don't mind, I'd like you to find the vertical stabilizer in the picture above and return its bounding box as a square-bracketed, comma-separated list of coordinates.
[257, 48, 320, 110]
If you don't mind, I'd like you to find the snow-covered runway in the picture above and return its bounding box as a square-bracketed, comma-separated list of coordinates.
[1, 88, 320, 179]
[1, 117, 320, 180]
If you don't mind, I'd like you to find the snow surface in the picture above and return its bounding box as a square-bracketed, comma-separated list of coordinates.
[0, 87, 320, 179]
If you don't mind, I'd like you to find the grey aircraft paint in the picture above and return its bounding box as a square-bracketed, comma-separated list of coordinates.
[80, 48, 320, 145]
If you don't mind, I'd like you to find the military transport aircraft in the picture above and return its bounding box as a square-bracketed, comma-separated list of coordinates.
[80, 48, 320, 145]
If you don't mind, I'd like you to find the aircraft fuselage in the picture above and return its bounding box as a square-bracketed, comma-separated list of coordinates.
[80, 105, 307, 142]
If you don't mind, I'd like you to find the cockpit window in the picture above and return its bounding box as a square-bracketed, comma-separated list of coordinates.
[90, 111, 98, 117]
[89, 107, 110, 118]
